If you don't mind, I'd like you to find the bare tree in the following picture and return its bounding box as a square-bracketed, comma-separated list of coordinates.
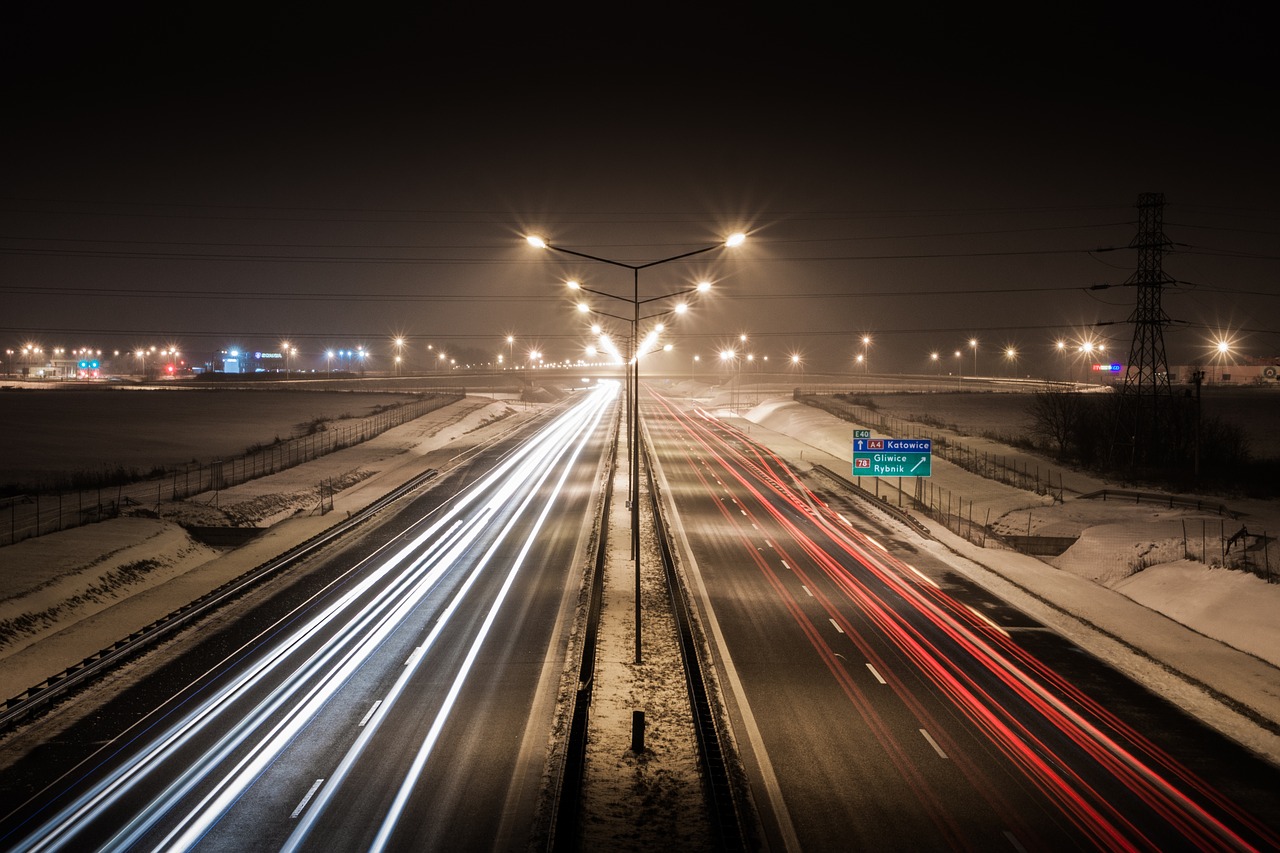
[1028, 390, 1085, 459]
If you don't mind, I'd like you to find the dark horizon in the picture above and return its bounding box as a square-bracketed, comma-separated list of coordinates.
[4, 7, 1277, 375]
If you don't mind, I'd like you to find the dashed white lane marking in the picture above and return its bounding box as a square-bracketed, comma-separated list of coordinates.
[291, 779, 325, 819]
[800, 585, 813, 597]
[829, 619, 845, 634]
[920, 728, 949, 759]
[358, 700, 383, 727]
[865, 663, 886, 684]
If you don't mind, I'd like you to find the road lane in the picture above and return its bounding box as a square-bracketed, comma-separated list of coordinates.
[647, 388, 1280, 852]
[0, 382, 617, 853]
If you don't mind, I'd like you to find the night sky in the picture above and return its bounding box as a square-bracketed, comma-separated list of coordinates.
[3, 6, 1276, 375]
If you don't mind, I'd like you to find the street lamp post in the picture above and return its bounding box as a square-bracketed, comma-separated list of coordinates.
[527, 232, 743, 664]
[720, 349, 739, 413]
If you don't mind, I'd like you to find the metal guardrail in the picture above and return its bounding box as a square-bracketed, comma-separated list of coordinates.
[813, 464, 931, 536]
[1078, 489, 1241, 519]
[550, 404, 617, 852]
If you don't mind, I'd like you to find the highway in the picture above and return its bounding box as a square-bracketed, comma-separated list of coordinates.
[646, 388, 1280, 851]
[0, 382, 616, 852]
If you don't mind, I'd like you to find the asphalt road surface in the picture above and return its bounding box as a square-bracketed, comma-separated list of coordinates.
[646, 387, 1280, 852]
[0, 383, 615, 852]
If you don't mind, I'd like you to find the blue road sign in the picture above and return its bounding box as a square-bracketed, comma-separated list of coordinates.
[853, 438, 932, 453]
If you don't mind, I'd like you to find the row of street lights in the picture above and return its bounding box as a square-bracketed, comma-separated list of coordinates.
[526, 231, 746, 664]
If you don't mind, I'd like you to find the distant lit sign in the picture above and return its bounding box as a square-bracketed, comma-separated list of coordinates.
[256, 351, 283, 359]
[1091, 363, 1123, 373]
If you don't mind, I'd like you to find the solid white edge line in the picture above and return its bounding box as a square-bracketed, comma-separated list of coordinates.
[906, 564, 941, 589]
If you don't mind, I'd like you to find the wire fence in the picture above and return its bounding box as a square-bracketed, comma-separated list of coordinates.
[797, 392, 1065, 500]
[798, 392, 1278, 584]
[1, 391, 464, 546]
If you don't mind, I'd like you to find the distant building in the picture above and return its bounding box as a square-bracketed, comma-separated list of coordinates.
[207, 349, 285, 374]
[1171, 356, 1280, 386]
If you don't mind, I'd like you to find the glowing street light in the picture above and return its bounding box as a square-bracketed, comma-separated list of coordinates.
[527, 230, 744, 664]
[1210, 337, 1235, 383]
[720, 348, 740, 414]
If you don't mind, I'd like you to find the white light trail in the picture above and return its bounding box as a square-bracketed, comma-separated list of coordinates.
[293, 379, 611, 850]
[10, 383, 617, 853]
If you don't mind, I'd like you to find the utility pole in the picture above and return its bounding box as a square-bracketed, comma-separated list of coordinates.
[1192, 368, 1205, 480]
[1111, 192, 1176, 467]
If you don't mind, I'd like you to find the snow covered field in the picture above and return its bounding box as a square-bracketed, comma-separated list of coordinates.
[0, 386, 1277, 849]
[0, 385, 425, 486]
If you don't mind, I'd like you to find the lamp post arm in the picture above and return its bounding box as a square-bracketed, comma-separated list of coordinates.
[542, 240, 724, 272]
[590, 307, 633, 324]
[635, 243, 724, 270]
[637, 284, 700, 306]
[572, 282, 626, 302]
[541, 243, 639, 270]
